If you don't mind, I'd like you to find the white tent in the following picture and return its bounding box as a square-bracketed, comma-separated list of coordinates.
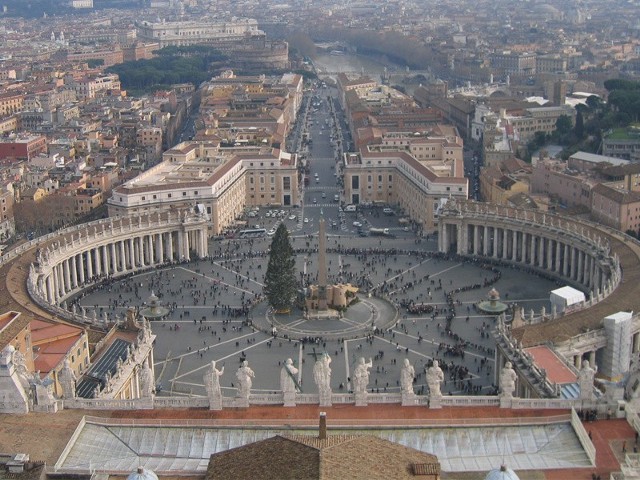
[550, 286, 585, 314]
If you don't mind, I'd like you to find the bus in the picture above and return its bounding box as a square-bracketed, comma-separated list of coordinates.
[238, 228, 266, 238]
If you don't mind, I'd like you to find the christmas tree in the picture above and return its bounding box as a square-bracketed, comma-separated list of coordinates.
[264, 224, 297, 313]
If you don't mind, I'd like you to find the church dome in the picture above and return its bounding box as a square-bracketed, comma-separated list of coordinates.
[485, 465, 520, 480]
[127, 467, 158, 480]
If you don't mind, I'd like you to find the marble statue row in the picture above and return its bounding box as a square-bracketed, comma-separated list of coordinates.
[202, 354, 452, 408]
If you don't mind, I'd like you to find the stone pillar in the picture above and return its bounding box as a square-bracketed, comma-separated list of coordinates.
[147, 235, 154, 265]
[103, 245, 109, 275]
[184, 231, 190, 261]
[71, 255, 78, 289]
[177, 232, 184, 261]
[167, 232, 174, 262]
[589, 350, 596, 365]
[633, 333, 640, 354]
[493, 227, 498, 258]
[94, 247, 101, 277]
[110, 243, 117, 273]
[570, 247, 577, 280]
[63, 259, 71, 292]
[51, 266, 59, 301]
[538, 236, 545, 268]
[483, 225, 489, 256]
[201, 229, 208, 257]
[318, 217, 329, 310]
[528, 234, 534, 266]
[157, 233, 164, 264]
[547, 238, 553, 271]
[512, 230, 518, 261]
[502, 228, 508, 260]
[521, 231, 527, 263]
[85, 250, 93, 279]
[563, 244, 570, 277]
[55, 265, 65, 297]
[120, 241, 126, 271]
[577, 250, 584, 284]
[473, 225, 480, 255]
[46, 275, 54, 303]
[555, 241, 562, 273]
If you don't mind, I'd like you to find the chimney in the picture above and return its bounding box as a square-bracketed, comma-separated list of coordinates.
[319, 412, 327, 440]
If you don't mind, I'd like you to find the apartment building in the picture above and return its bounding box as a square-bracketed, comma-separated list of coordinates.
[591, 183, 640, 234]
[108, 141, 298, 234]
[342, 149, 467, 233]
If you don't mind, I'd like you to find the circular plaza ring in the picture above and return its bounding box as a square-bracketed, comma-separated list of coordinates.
[251, 294, 398, 341]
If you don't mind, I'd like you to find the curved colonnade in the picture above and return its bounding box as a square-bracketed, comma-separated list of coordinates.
[17, 210, 210, 327]
[2, 199, 640, 396]
[437, 199, 640, 375]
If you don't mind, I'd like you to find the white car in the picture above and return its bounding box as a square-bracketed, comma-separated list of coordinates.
[353, 221, 362, 227]
[288, 214, 297, 220]
[304, 217, 309, 223]
[267, 229, 276, 235]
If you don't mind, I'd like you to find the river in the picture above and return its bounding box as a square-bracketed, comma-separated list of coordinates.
[312, 51, 406, 83]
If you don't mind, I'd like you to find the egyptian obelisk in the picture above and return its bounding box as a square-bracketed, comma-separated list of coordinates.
[317, 211, 328, 310]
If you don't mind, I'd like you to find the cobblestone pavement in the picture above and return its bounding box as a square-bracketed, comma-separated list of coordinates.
[76, 229, 558, 398]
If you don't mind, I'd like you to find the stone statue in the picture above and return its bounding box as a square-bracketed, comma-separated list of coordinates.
[280, 358, 299, 394]
[353, 357, 372, 395]
[500, 361, 518, 398]
[0, 344, 15, 367]
[426, 360, 444, 398]
[235, 360, 254, 399]
[578, 359, 597, 401]
[204, 360, 224, 403]
[400, 358, 416, 397]
[58, 359, 77, 399]
[138, 358, 154, 398]
[313, 352, 332, 398]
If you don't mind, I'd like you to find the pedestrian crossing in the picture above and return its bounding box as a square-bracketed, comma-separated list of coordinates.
[305, 203, 339, 208]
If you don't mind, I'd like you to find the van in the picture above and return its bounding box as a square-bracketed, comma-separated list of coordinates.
[334, 194, 339, 202]
[344, 205, 356, 212]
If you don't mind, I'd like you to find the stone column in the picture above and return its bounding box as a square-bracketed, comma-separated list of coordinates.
[634, 333, 640, 354]
[63, 259, 71, 292]
[110, 243, 117, 273]
[563, 244, 570, 277]
[317, 217, 329, 310]
[46, 275, 54, 303]
[94, 247, 101, 277]
[184, 231, 190, 261]
[555, 241, 562, 273]
[538, 235, 545, 268]
[493, 227, 498, 258]
[119, 241, 126, 272]
[103, 245, 109, 275]
[51, 266, 59, 301]
[547, 238, 553, 271]
[78, 252, 85, 284]
[473, 224, 480, 255]
[177, 232, 184, 261]
[589, 350, 596, 365]
[167, 232, 174, 262]
[502, 228, 508, 260]
[521, 231, 528, 263]
[578, 250, 584, 284]
[71, 255, 78, 289]
[157, 233, 164, 264]
[570, 247, 577, 281]
[147, 235, 154, 265]
[512, 230, 518, 261]
[483, 225, 489, 256]
[530, 234, 535, 266]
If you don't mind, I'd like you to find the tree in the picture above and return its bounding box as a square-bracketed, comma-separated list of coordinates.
[264, 224, 297, 313]
[574, 109, 585, 139]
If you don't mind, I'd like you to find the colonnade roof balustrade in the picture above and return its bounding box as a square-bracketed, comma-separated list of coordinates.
[0, 210, 204, 344]
[439, 200, 640, 347]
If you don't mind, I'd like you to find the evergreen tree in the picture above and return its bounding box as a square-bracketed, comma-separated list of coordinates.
[264, 224, 297, 313]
